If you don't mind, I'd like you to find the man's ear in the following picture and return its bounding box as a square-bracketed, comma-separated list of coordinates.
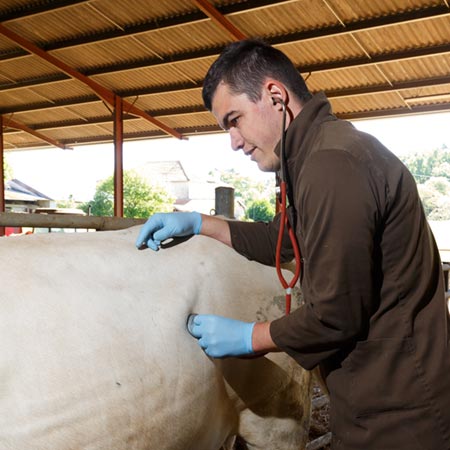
[266, 81, 286, 109]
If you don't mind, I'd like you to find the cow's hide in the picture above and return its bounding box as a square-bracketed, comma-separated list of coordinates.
[0, 227, 311, 450]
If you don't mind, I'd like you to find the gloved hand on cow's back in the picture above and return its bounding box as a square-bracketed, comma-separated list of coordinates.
[135, 212, 202, 251]
[188, 314, 255, 358]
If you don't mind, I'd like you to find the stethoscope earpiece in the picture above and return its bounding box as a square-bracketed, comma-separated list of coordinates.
[271, 96, 285, 107]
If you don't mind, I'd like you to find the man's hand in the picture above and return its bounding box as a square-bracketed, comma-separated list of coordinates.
[188, 314, 255, 358]
[136, 212, 202, 251]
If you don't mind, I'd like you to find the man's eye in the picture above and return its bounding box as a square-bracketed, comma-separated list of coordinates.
[230, 116, 239, 127]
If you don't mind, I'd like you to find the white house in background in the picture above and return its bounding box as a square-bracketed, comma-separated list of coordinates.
[134, 160, 230, 215]
[5, 179, 56, 213]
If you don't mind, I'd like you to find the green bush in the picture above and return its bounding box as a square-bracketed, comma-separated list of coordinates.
[82, 170, 174, 218]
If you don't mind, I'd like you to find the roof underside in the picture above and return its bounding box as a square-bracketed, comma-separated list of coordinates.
[1, 0, 449, 150]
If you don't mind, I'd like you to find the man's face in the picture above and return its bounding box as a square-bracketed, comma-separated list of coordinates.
[211, 81, 282, 172]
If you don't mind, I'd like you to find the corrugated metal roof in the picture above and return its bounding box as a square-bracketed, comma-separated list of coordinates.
[0, 0, 449, 150]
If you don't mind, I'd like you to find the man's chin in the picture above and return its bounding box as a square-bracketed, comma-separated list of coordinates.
[256, 160, 279, 173]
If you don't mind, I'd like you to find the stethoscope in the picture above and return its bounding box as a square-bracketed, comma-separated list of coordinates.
[273, 97, 301, 315]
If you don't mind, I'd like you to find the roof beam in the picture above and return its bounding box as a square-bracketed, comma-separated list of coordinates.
[0, 0, 89, 22]
[0, 0, 281, 61]
[269, 5, 450, 46]
[296, 42, 450, 73]
[0, 23, 184, 140]
[4, 125, 225, 149]
[0, 115, 5, 228]
[339, 102, 450, 120]
[5, 100, 450, 149]
[193, 0, 246, 40]
[5, 117, 71, 150]
[2, 38, 449, 96]
[2, 49, 450, 116]
[325, 76, 450, 98]
[2, 107, 207, 132]
[0, 3, 448, 63]
[3, 74, 450, 131]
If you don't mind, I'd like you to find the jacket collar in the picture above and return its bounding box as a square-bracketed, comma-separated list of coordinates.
[274, 92, 336, 207]
[275, 92, 336, 164]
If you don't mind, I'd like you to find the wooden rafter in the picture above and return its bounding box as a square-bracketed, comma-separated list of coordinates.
[0, 1, 449, 150]
[0, 115, 5, 230]
[5, 118, 71, 150]
[193, 0, 247, 40]
[1, 2, 447, 64]
[2, 38, 448, 98]
[3, 72, 449, 120]
[0, 23, 184, 140]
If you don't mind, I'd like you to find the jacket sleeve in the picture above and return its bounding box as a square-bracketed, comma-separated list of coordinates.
[270, 150, 381, 370]
[228, 212, 295, 267]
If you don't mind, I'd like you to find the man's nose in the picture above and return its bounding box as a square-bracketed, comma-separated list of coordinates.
[229, 128, 244, 151]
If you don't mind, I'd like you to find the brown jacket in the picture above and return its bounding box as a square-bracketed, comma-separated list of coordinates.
[229, 93, 450, 449]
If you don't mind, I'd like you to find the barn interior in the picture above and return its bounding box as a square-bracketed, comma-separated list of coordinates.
[1, 0, 449, 216]
[1, 2, 449, 448]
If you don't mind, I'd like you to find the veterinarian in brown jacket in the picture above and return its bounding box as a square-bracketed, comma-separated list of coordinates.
[137, 40, 450, 449]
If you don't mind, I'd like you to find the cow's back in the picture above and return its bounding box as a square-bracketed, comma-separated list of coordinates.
[0, 227, 310, 450]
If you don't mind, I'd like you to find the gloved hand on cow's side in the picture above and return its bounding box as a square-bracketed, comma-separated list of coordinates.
[135, 212, 202, 251]
[187, 314, 256, 358]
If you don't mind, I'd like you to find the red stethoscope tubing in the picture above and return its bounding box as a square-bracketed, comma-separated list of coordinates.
[275, 181, 301, 315]
[273, 97, 301, 315]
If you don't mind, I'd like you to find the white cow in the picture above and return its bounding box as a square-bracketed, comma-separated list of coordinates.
[0, 226, 311, 450]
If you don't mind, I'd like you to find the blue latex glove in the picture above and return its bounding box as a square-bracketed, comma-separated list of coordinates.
[189, 314, 255, 358]
[135, 212, 202, 251]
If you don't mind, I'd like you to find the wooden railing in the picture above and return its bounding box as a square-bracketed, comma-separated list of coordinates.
[0, 212, 146, 232]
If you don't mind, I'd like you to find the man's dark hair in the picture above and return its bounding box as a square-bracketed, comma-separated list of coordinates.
[202, 39, 312, 111]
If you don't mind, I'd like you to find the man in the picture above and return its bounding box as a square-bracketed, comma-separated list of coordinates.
[136, 40, 450, 449]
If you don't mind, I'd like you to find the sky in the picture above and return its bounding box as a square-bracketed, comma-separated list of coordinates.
[5, 110, 450, 202]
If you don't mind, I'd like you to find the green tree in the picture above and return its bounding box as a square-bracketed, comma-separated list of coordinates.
[401, 146, 450, 220]
[401, 145, 450, 184]
[245, 198, 275, 222]
[82, 170, 174, 218]
[3, 157, 13, 181]
[57, 194, 77, 209]
[213, 168, 255, 203]
[211, 168, 276, 214]
[417, 177, 450, 220]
